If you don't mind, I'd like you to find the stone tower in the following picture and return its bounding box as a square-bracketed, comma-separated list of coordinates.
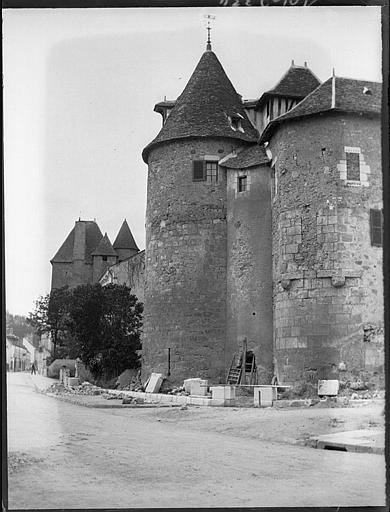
[261, 76, 383, 384]
[142, 43, 258, 384]
[113, 219, 139, 262]
[51, 220, 103, 289]
[91, 233, 118, 283]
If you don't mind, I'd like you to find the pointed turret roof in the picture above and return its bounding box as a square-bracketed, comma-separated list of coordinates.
[91, 233, 117, 257]
[113, 219, 139, 251]
[51, 221, 103, 264]
[142, 50, 258, 162]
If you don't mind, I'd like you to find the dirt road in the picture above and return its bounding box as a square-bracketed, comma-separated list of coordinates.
[6, 373, 386, 509]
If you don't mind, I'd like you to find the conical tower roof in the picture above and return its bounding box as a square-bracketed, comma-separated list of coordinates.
[91, 233, 117, 257]
[113, 219, 139, 251]
[142, 49, 258, 162]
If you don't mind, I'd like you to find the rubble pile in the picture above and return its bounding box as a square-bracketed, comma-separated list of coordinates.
[350, 390, 384, 400]
[46, 382, 67, 394]
[117, 374, 144, 392]
[166, 386, 189, 396]
[67, 382, 103, 396]
[47, 381, 103, 396]
[117, 381, 144, 392]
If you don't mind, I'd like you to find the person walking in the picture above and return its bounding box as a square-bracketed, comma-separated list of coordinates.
[30, 362, 36, 375]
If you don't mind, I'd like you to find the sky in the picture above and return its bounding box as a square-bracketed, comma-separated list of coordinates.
[3, 6, 382, 316]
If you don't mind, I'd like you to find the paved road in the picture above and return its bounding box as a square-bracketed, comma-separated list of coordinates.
[6, 372, 386, 509]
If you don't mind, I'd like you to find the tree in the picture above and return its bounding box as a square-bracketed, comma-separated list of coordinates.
[67, 284, 143, 379]
[6, 311, 35, 339]
[28, 283, 143, 379]
[27, 286, 71, 359]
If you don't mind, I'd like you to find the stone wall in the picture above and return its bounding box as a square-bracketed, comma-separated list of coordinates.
[143, 137, 252, 385]
[269, 113, 383, 384]
[51, 261, 93, 290]
[99, 250, 145, 303]
[226, 164, 273, 383]
[92, 255, 118, 284]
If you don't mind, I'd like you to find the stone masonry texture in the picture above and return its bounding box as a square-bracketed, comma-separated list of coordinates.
[269, 113, 383, 384]
[226, 165, 273, 383]
[143, 137, 253, 385]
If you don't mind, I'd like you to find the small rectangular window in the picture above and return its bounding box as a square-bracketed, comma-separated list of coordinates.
[346, 152, 360, 181]
[370, 209, 383, 246]
[102, 256, 107, 262]
[206, 161, 218, 183]
[193, 160, 206, 181]
[238, 176, 247, 192]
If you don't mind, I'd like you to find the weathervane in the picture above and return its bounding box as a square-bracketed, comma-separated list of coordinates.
[203, 14, 216, 51]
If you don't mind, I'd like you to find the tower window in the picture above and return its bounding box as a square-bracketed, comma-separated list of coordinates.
[370, 209, 383, 246]
[238, 176, 247, 192]
[193, 160, 206, 181]
[102, 256, 107, 262]
[346, 152, 360, 181]
[206, 161, 218, 183]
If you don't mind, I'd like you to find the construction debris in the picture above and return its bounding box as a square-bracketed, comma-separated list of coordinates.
[145, 373, 164, 393]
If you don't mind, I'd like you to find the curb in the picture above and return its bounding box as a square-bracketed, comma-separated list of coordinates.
[45, 393, 182, 409]
[309, 429, 384, 454]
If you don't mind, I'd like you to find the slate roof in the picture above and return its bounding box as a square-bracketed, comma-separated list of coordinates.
[262, 64, 321, 100]
[113, 220, 139, 251]
[51, 221, 103, 264]
[260, 76, 382, 143]
[91, 233, 118, 257]
[142, 50, 258, 163]
[219, 144, 270, 169]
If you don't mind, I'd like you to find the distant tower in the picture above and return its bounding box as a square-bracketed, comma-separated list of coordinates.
[113, 219, 139, 262]
[51, 220, 103, 289]
[91, 233, 118, 283]
[141, 36, 258, 384]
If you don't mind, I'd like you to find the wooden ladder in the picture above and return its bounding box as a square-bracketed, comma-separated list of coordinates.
[226, 350, 258, 385]
[226, 358, 242, 385]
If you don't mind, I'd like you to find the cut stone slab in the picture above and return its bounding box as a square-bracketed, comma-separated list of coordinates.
[310, 429, 384, 454]
[318, 379, 339, 396]
[145, 373, 163, 393]
[254, 386, 274, 407]
[183, 378, 208, 396]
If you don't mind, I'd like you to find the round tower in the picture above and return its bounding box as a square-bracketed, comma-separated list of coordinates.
[262, 76, 382, 385]
[142, 44, 258, 385]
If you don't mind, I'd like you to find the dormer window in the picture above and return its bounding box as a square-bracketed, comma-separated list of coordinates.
[228, 114, 244, 133]
[363, 87, 372, 95]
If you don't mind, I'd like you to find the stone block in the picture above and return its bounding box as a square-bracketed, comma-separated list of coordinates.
[145, 373, 164, 393]
[67, 377, 80, 387]
[210, 386, 236, 401]
[318, 379, 339, 396]
[254, 386, 274, 407]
